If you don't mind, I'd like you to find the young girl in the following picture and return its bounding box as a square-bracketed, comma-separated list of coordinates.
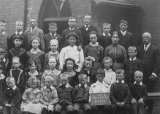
[44, 39, 59, 71]
[26, 61, 40, 88]
[81, 56, 96, 86]
[27, 37, 45, 75]
[21, 77, 42, 114]
[7, 57, 25, 93]
[103, 56, 116, 90]
[62, 58, 79, 87]
[42, 57, 61, 87]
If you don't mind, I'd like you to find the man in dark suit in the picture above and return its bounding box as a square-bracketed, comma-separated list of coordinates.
[79, 14, 98, 47]
[137, 32, 160, 114]
[24, 18, 44, 51]
[118, 20, 134, 50]
[61, 16, 83, 50]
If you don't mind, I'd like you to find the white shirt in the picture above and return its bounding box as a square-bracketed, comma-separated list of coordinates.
[121, 30, 126, 36]
[15, 31, 23, 35]
[129, 57, 136, 61]
[134, 81, 143, 86]
[116, 80, 125, 84]
[103, 32, 111, 37]
[59, 45, 84, 71]
[144, 43, 151, 51]
[103, 69, 116, 86]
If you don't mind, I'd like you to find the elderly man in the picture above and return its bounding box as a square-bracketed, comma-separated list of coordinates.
[137, 32, 160, 114]
[24, 18, 44, 51]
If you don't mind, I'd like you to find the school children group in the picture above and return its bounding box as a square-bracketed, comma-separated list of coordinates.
[0, 14, 159, 114]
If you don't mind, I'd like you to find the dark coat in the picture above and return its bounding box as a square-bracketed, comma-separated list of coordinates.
[98, 33, 112, 49]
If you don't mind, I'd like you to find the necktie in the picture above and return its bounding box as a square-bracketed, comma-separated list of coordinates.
[144, 45, 147, 52]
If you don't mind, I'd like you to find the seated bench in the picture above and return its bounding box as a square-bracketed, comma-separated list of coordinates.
[148, 92, 160, 100]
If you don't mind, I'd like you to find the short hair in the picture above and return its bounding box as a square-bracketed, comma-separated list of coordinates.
[12, 57, 20, 63]
[66, 32, 79, 40]
[15, 21, 23, 25]
[28, 60, 37, 67]
[84, 14, 91, 18]
[85, 56, 95, 62]
[103, 56, 113, 63]
[103, 23, 111, 28]
[0, 20, 6, 23]
[6, 77, 15, 83]
[30, 17, 37, 22]
[69, 16, 77, 21]
[50, 39, 58, 46]
[128, 46, 137, 53]
[28, 77, 40, 88]
[31, 37, 40, 43]
[60, 73, 69, 80]
[48, 56, 57, 63]
[49, 22, 57, 27]
[134, 71, 143, 77]
[116, 69, 124, 75]
[120, 20, 128, 25]
[96, 69, 105, 76]
[78, 74, 87, 80]
[142, 32, 151, 38]
[89, 31, 98, 37]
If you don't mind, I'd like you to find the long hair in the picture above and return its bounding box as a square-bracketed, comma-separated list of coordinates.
[62, 58, 78, 72]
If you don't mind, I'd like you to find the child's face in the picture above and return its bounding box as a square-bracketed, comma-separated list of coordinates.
[103, 25, 111, 33]
[84, 16, 91, 25]
[116, 72, 124, 82]
[15, 23, 23, 32]
[14, 39, 22, 47]
[84, 60, 92, 70]
[134, 74, 143, 84]
[30, 19, 37, 28]
[30, 81, 37, 89]
[50, 43, 58, 52]
[49, 26, 57, 34]
[48, 58, 57, 69]
[0, 53, 5, 60]
[66, 60, 74, 71]
[68, 18, 76, 28]
[61, 79, 68, 85]
[119, 23, 128, 31]
[97, 74, 104, 82]
[128, 49, 137, 59]
[7, 80, 15, 88]
[45, 79, 52, 88]
[104, 59, 112, 70]
[31, 40, 39, 49]
[79, 77, 87, 85]
[111, 34, 119, 44]
[68, 36, 76, 46]
[0, 22, 6, 32]
[12, 60, 20, 69]
[90, 34, 97, 44]
[29, 63, 36, 72]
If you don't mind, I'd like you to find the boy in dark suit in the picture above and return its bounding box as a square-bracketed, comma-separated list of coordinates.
[130, 71, 148, 114]
[8, 21, 27, 50]
[61, 16, 83, 50]
[3, 77, 21, 114]
[43, 22, 62, 52]
[118, 20, 134, 50]
[79, 14, 98, 47]
[110, 69, 131, 114]
[98, 23, 112, 49]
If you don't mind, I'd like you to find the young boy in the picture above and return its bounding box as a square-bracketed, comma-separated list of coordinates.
[79, 14, 98, 47]
[118, 20, 134, 50]
[7, 35, 27, 72]
[130, 71, 148, 114]
[89, 69, 111, 114]
[61, 16, 83, 49]
[8, 21, 27, 50]
[98, 23, 112, 49]
[123, 46, 143, 85]
[84, 31, 103, 70]
[3, 77, 21, 114]
[59, 32, 84, 72]
[110, 69, 131, 114]
[41, 76, 59, 114]
[43, 22, 62, 53]
[72, 74, 91, 114]
[0, 20, 9, 51]
[55, 73, 73, 114]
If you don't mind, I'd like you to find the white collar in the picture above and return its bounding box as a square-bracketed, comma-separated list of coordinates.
[134, 81, 143, 85]
[45, 69, 61, 75]
[0, 74, 5, 80]
[50, 32, 56, 36]
[28, 70, 38, 76]
[78, 84, 87, 88]
[43, 85, 55, 90]
[30, 48, 41, 54]
[7, 86, 16, 90]
[85, 24, 90, 28]
[129, 57, 136, 61]
[89, 42, 99, 47]
[121, 30, 126, 35]
[116, 80, 125, 84]
[103, 32, 111, 37]
[15, 31, 23, 35]
[59, 83, 70, 88]
[49, 51, 58, 55]
[0, 58, 6, 62]
[104, 68, 112, 72]
[69, 27, 75, 31]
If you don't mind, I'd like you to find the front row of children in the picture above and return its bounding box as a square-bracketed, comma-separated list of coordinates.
[3, 68, 147, 114]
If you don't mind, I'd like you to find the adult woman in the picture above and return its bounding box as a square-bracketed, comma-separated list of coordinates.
[105, 31, 127, 71]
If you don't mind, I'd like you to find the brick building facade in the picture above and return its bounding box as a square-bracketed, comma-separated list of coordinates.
[0, 0, 160, 113]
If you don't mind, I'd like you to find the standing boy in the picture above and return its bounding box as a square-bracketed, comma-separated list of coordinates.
[79, 14, 98, 47]
[43, 22, 62, 53]
[130, 71, 148, 114]
[118, 20, 134, 50]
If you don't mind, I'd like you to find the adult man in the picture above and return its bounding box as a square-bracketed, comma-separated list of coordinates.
[137, 32, 160, 114]
[24, 18, 44, 51]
